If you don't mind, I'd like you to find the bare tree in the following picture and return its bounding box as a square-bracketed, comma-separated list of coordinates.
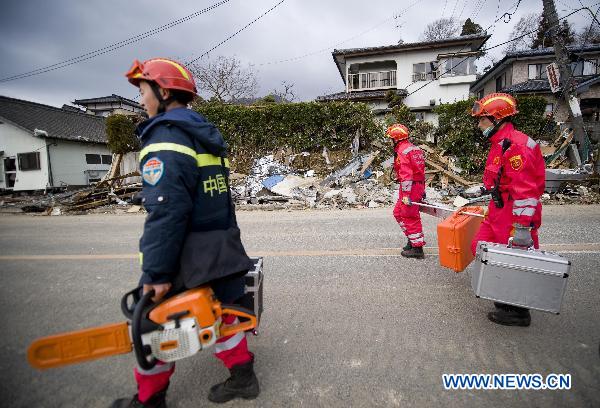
[420, 17, 459, 42]
[190, 56, 258, 102]
[271, 81, 296, 103]
[505, 13, 541, 53]
[576, 23, 600, 45]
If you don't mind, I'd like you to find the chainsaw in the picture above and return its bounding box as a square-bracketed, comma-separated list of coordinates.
[28, 285, 257, 371]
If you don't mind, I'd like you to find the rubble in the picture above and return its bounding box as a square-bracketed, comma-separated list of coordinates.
[2, 132, 598, 215]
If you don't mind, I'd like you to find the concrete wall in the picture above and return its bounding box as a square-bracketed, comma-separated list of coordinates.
[0, 121, 49, 191]
[48, 140, 111, 187]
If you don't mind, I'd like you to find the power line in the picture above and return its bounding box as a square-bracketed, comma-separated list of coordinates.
[405, 4, 595, 98]
[457, 0, 470, 22]
[130, 0, 288, 101]
[473, 0, 490, 20]
[254, 0, 425, 67]
[187, 0, 287, 65]
[0, 0, 233, 84]
[450, 0, 460, 20]
[539, 4, 600, 139]
[402, 0, 521, 96]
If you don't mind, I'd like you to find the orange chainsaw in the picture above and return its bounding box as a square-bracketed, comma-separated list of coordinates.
[28, 286, 257, 371]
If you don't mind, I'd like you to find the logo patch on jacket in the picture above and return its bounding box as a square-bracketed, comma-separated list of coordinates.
[142, 158, 164, 185]
[509, 155, 523, 171]
[493, 156, 500, 165]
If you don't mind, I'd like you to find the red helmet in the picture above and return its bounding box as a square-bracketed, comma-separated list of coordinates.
[471, 93, 518, 120]
[386, 123, 409, 141]
[125, 58, 197, 95]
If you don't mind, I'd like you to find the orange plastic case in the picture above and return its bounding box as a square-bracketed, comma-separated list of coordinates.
[437, 206, 485, 272]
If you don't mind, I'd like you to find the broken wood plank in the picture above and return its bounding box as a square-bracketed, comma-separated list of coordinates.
[441, 174, 449, 189]
[425, 159, 474, 186]
[360, 150, 380, 174]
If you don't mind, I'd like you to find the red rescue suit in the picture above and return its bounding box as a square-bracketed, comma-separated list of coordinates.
[393, 140, 426, 247]
[471, 122, 546, 255]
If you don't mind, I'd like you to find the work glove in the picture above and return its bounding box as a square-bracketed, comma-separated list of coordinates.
[401, 196, 412, 206]
[511, 224, 533, 248]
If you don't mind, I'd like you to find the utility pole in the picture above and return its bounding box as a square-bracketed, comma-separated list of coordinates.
[542, 0, 588, 163]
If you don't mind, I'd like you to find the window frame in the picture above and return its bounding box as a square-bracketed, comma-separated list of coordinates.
[17, 151, 41, 171]
[85, 154, 102, 165]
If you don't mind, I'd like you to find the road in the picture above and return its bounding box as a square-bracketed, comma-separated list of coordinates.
[0, 205, 599, 407]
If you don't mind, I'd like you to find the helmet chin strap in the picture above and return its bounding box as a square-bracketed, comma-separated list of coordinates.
[149, 81, 174, 114]
[484, 116, 507, 138]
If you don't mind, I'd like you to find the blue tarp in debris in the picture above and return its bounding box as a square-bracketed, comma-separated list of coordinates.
[262, 175, 285, 189]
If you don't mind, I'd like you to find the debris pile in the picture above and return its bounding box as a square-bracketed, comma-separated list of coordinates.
[0, 172, 142, 215]
[2, 133, 598, 215]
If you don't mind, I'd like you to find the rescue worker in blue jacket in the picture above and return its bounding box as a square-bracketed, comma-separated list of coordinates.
[113, 58, 259, 407]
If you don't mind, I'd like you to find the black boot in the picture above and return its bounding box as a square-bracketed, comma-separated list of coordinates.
[488, 306, 531, 327]
[493, 301, 511, 311]
[208, 359, 260, 403]
[402, 240, 412, 251]
[111, 390, 167, 408]
[401, 246, 424, 259]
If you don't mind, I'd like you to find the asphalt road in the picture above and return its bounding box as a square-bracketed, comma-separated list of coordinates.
[0, 205, 599, 407]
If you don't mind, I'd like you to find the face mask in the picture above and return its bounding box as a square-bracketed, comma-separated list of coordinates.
[482, 126, 494, 138]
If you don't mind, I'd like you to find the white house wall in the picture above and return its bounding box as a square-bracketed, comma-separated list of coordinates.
[345, 45, 476, 111]
[0, 121, 49, 191]
[397, 46, 474, 108]
[49, 140, 111, 187]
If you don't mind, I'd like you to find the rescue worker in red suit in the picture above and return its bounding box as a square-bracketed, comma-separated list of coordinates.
[389, 124, 427, 259]
[113, 58, 259, 407]
[470, 93, 546, 327]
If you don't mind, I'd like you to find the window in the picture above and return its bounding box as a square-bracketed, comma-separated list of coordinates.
[85, 154, 101, 164]
[440, 56, 475, 77]
[17, 152, 41, 171]
[4, 157, 16, 188]
[545, 103, 554, 114]
[584, 59, 597, 75]
[348, 71, 396, 89]
[477, 89, 484, 100]
[495, 72, 506, 92]
[569, 59, 598, 76]
[412, 61, 438, 82]
[4, 157, 16, 172]
[101, 154, 112, 165]
[528, 64, 548, 80]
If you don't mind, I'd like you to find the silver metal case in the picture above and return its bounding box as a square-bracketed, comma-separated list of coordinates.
[473, 242, 571, 314]
[245, 257, 264, 325]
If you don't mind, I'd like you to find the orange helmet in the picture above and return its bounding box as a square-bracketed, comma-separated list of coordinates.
[471, 93, 518, 120]
[386, 124, 409, 141]
[125, 58, 197, 95]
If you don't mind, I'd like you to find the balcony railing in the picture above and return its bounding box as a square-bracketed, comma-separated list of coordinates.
[348, 70, 397, 91]
[412, 71, 439, 82]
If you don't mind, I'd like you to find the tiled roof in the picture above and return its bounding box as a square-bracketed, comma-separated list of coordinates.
[0, 95, 107, 144]
[471, 44, 600, 91]
[333, 34, 490, 56]
[316, 89, 407, 102]
[502, 75, 600, 94]
[503, 80, 552, 93]
[73, 94, 142, 109]
[505, 44, 600, 59]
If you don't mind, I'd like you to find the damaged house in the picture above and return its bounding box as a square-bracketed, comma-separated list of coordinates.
[470, 44, 600, 130]
[317, 34, 490, 123]
[0, 95, 111, 191]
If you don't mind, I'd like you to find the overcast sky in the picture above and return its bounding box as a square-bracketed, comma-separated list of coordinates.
[0, 0, 594, 108]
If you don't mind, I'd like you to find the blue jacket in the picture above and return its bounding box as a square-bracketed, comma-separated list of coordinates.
[137, 108, 233, 284]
